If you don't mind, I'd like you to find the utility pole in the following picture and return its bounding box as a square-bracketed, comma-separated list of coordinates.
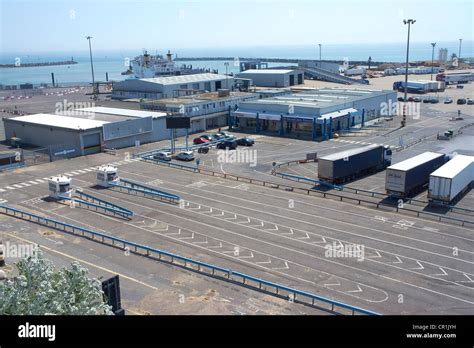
[86, 36, 97, 100]
[402, 19, 415, 128]
[458, 38, 462, 60]
[430, 42, 436, 81]
[318, 43, 322, 68]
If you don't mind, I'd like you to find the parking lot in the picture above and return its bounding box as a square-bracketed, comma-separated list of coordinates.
[1, 75, 473, 315]
[0, 115, 473, 315]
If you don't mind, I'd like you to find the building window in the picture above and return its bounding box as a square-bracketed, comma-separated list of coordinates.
[192, 83, 199, 90]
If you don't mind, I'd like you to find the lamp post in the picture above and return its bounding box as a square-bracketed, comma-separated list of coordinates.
[402, 19, 415, 128]
[318, 43, 322, 68]
[224, 62, 229, 89]
[431, 42, 436, 80]
[458, 38, 462, 60]
[86, 36, 96, 99]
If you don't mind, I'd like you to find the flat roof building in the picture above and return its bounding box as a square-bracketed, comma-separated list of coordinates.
[112, 73, 235, 100]
[3, 107, 184, 158]
[237, 69, 304, 87]
[231, 88, 397, 140]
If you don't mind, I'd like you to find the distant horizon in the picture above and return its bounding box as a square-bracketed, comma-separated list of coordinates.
[2, 40, 473, 56]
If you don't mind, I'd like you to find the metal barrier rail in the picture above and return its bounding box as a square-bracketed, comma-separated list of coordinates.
[0, 204, 378, 316]
[141, 156, 198, 172]
[133, 136, 233, 158]
[276, 173, 474, 217]
[110, 179, 181, 203]
[60, 197, 132, 219]
[144, 160, 474, 228]
[75, 190, 134, 217]
[275, 172, 343, 190]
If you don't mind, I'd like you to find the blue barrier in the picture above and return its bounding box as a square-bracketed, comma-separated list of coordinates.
[275, 172, 343, 190]
[72, 190, 134, 218]
[133, 136, 234, 158]
[0, 204, 379, 316]
[142, 156, 198, 172]
[110, 178, 181, 203]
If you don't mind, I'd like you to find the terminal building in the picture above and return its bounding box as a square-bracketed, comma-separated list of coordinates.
[231, 88, 397, 140]
[141, 91, 259, 132]
[236, 69, 304, 87]
[112, 73, 234, 100]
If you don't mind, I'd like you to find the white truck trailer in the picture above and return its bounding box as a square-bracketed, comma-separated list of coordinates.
[428, 155, 474, 204]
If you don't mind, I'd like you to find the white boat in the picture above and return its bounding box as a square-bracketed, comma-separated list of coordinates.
[122, 50, 208, 78]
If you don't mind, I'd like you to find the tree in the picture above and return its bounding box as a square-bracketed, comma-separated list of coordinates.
[0, 249, 113, 315]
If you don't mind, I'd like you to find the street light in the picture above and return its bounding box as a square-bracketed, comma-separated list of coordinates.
[402, 19, 415, 128]
[430, 42, 436, 81]
[224, 62, 229, 89]
[318, 43, 322, 68]
[86, 36, 96, 99]
[86, 36, 95, 84]
[458, 38, 462, 60]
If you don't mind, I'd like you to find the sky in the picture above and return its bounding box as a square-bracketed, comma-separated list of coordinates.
[0, 0, 473, 53]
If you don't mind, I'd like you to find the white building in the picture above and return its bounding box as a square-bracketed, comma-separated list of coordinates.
[112, 73, 234, 100]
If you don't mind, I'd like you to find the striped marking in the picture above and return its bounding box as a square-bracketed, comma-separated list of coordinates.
[28, 181, 39, 185]
[0, 188, 6, 193]
[13, 184, 24, 188]
[36, 179, 45, 183]
[5, 186, 16, 190]
[64, 173, 74, 176]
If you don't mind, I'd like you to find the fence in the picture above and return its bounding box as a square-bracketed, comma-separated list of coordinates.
[0, 204, 378, 316]
[143, 158, 474, 228]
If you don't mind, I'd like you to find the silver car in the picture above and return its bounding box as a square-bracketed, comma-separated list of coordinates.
[153, 151, 172, 161]
[175, 151, 195, 161]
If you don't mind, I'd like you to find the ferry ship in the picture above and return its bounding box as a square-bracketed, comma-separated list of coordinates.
[122, 50, 209, 78]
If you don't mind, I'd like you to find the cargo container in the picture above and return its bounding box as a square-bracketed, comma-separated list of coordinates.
[428, 155, 474, 204]
[385, 152, 447, 197]
[393, 80, 445, 93]
[318, 145, 392, 184]
[436, 72, 474, 84]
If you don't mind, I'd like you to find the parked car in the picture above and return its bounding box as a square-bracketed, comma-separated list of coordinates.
[153, 151, 172, 161]
[197, 146, 210, 154]
[397, 96, 404, 102]
[236, 137, 255, 146]
[175, 151, 195, 161]
[444, 98, 453, 104]
[430, 98, 439, 104]
[193, 137, 209, 145]
[467, 98, 474, 105]
[216, 131, 235, 139]
[457, 98, 466, 105]
[213, 133, 226, 140]
[216, 140, 238, 150]
[200, 134, 215, 142]
[413, 97, 421, 102]
[422, 97, 431, 103]
[407, 96, 414, 102]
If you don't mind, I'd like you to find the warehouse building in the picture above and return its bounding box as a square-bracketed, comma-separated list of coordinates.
[231, 88, 396, 140]
[3, 107, 189, 158]
[236, 69, 304, 87]
[112, 73, 234, 100]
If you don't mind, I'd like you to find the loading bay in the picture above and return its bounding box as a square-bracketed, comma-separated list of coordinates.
[0, 84, 473, 315]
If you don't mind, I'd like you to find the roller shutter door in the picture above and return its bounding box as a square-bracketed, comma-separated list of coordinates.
[82, 132, 101, 155]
